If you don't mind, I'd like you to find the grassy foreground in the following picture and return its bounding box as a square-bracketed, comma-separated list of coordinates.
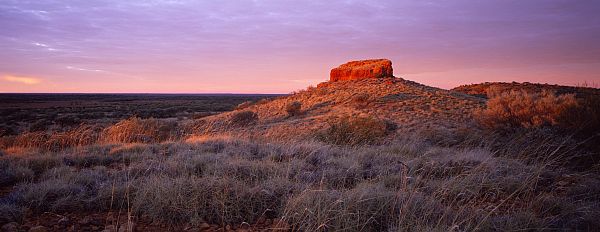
[1, 128, 598, 231]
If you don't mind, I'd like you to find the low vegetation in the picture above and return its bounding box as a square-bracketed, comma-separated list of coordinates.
[101, 117, 180, 143]
[0, 94, 277, 136]
[475, 88, 578, 129]
[317, 116, 396, 146]
[1, 85, 599, 231]
[285, 101, 302, 117]
[229, 111, 259, 127]
[351, 93, 371, 108]
[1, 130, 598, 230]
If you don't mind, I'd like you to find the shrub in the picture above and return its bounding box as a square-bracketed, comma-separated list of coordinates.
[183, 119, 207, 134]
[133, 176, 293, 226]
[317, 116, 394, 146]
[45, 124, 102, 151]
[10, 124, 102, 151]
[351, 93, 371, 107]
[282, 183, 397, 231]
[16, 168, 109, 212]
[557, 95, 600, 135]
[101, 117, 180, 143]
[476, 89, 578, 129]
[13, 132, 49, 148]
[229, 111, 258, 126]
[285, 101, 302, 117]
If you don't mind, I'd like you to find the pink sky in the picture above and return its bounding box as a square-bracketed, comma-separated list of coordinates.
[1, 0, 599, 93]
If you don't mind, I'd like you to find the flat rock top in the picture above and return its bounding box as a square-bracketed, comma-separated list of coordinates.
[330, 59, 393, 81]
[337, 59, 392, 69]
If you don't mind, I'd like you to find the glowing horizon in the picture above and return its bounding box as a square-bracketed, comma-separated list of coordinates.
[1, 0, 599, 94]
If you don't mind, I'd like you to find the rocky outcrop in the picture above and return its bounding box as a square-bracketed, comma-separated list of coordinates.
[330, 59, 393, 82]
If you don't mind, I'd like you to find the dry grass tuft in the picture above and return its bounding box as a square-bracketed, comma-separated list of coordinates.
[229, 111, 258, 127]
[285, 101, 302, 117]
[351, 93, 371, 108]
[1, 134, 598, 230]
[101, 117, 180, 143]
[317, 116, 395, 146]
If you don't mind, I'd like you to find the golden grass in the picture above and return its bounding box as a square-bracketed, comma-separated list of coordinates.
[476, 88, 578, 129]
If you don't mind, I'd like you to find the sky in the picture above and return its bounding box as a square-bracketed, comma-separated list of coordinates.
[1, 0, 600, 93]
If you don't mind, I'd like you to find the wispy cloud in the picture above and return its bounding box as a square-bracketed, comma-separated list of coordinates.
[3, 75, 42, 85]
[32, 42, 48, 47]
[32, 42, 58, 51]
[65, 66, 144, 80]
[66, 66, 104, 72]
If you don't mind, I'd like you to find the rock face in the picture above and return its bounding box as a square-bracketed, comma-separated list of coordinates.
[330, 59, 393, 82]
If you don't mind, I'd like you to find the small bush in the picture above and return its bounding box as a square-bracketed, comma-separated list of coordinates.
[101, 117, 180, 143]
[283, 183, 396, 231]
[285, 101, 302, 117]
[183, 119, 207, 134]
[476, 89, 578, 129]
[13, 132, 49, 148]
[229, 111, 258, 126]
[318, 116, 394, 146]
[351, 93, 371, 107]
[17, 168, 109, 212]
[10, 124, 102, 151]
[558, 95, 600, 135]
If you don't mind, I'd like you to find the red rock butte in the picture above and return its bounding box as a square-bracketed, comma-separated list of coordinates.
[330, 59, 394, 82]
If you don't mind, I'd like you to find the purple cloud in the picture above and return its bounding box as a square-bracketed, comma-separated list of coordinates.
[1, 0, 599, 92]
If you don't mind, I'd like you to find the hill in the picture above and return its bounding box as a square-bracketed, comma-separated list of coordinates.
[198, 60, 484, 141]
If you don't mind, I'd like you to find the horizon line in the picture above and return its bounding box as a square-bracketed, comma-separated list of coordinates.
[0, 92, 287, 95]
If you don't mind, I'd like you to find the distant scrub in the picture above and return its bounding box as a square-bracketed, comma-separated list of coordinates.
[318, 116, 396, 146]
[235, 101, 254, 110]
[229, 111, 258, 126]
[2, 117, 181, 150]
